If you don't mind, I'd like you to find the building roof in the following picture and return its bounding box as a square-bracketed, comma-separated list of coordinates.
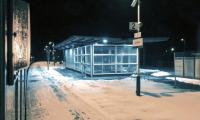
[55, 35, 169, 50]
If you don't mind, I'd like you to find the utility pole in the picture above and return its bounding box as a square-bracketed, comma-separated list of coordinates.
[130, 0, 143, 96]
[136, 0, 141, 96]
[52, 43, 56, 66]
[181, 38, 185, 77]
[44, 46, 50, 70]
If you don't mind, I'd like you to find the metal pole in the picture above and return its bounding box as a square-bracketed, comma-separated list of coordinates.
[53, 43, 55, 66]
[183, 40, 185, 77]
[46, 51, 50, 70]
[136, 0, 141, 96]
[20, 70, 23, 120]
[15, 78, 19, 120]
[0, 0, 6, 119]
[174, 52, 177, 87]
[24, 69, 27, 120]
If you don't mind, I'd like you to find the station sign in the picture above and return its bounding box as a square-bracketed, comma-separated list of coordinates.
[133, 38, 143, 47]
[134, 32, 141, 38]
[129, 22, 143, 31]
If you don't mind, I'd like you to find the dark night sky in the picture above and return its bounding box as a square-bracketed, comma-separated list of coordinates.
[28, 0, 200, 59]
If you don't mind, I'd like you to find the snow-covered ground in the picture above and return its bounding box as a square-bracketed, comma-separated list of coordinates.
[27, 62, 200, 120]
[141, 68, 200, 86]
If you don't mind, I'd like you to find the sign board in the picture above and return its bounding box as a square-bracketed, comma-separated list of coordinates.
[129, 22, 142, 31]
[7, 0, 30, 85]
[134, 32, 141, 38]
[133, 38, 143, 47]
[13, 0, 30, 70]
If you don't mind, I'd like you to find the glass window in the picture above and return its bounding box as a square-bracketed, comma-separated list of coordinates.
[94, 65, 102, 73]
[85, 65, 91, 73]
[86, 46, 91, 54]
[117, 64, 136, 73]
[75, 56, 78, 62]
[82, 47, 85, 54]
[127, 65, 136, 73]
[117, 46, 136, 54]
[103, 65, 115, 73]
[78, 48, 81, 54]
[78, 56, 81, 62]
[94, 46, 115, 54]
[85, 55, 91, 64]
[94, 56, 103, 64]
[117, 56, 129, 63]
[103, 56, 115, 64]
[129, 55, 137, 63]
[75, 48, 78, 55]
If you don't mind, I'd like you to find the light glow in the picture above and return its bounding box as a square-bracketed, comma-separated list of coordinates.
[103, 39, 108, 44]
[151, 71, 171, 77]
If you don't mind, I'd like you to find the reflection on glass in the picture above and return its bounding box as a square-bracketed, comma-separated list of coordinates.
[94, 46, 115, 54]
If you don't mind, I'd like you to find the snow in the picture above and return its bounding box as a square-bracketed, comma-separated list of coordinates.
[151, 71, 171, 77]
[166, 77, 200, 85]
[27, 62, 200, 120]
[140, 69, 160, 73]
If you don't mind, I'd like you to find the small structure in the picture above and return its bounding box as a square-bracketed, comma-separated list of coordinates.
[55, 36, 138, 76]
[175, 52, 200, 79]
[55, 36, 169, 76]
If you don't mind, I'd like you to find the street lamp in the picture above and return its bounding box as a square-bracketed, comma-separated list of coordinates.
[48, 41, 56, 66]
[170, 47, 177, 87]
[171, 47, 175, 52]
[44, 45, 50, 70]
[180, 38, 186, 77]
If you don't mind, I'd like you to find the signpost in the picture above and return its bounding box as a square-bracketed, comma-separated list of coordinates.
[130, 0, 142, 96]
[129, 22, 143, 31]
[133, 38, 143, 47]
[134, 32, 141, 38]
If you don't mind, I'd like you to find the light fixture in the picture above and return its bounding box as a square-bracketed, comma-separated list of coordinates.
[171, 47, 175, 52]
[103, 39, 108, 44]
[181, 38, 184, 42]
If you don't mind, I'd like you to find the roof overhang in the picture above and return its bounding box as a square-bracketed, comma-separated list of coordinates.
[55, 35, 169, 50]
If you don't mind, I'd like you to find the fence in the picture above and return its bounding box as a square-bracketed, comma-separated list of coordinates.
[174, 52, 200, 79]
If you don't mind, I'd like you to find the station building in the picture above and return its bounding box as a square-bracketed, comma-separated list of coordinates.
[55, 36, 169, 76]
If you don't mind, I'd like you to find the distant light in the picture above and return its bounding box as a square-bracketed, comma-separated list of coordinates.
[171, 47, 175, 52]
[181, 38, 184, 42]
[103, 39, 108, 44]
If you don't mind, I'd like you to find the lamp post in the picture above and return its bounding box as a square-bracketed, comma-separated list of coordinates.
[52, 43, 56, 66]
[44, 45, 50, 70]
[130, 0, 142, 96]
[181, 38, 185, 77]
[48, 41, 56, 66]
[171, 47, 177, 87]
